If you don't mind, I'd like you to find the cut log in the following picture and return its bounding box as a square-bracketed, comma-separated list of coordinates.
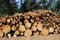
[1, 17, 5, 22]
[18, 25, 25, 32]
[13, 34, 17, 38]
[36, 17, 40, 21]
[0, 23, 2, 26]
[41, 28, 49, 36]
[55, 29, 58, 34]
[24, 20, 29, 23]
[11, 20, 16, 24]
[49, 27, 54, 33]
[12, 25, 17, 31]
[14, 30, 19, 35]
[7, 19, 10, 23]
[30, 19, 34, 23]
[16, 24, 19, 27]
[46, 13, 50, 17]
[25, 22, 31, 29]
[33, 22, 37, 26]
[19, 22, 23, 25]
[33, 31, 39, 36]
[0, 30, 3, 38]
[20, 33, 24, 36]
[24, 29, 32, 37]
[31, 26, 37, 31]
[3, 25, 11, 35]
[7, 33, 11, 38]
[37, 23, 43, 31]
[58, 29, 60, 33]
[24, 15, 30, 19]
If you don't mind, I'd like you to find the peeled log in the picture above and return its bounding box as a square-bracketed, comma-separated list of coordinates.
[24, 29, 32, 37]
[41, 28, 49, 36]
[18, 25, 25, 32]
[3, 25, 11, 35]
[49, 27, 54, 33]
[0, 30, 3, 38]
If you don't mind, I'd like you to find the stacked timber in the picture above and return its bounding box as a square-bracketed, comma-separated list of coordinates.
[0, 10, 60, 38]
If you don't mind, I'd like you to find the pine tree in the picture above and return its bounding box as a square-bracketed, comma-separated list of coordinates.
[0, 0, 9, 16]
[20, 0, 40, 13]
[55, 0, 60, 12]
[5, 0, 18, 15]
[39, 0, 47, 9]
[0, 0, 18, 16]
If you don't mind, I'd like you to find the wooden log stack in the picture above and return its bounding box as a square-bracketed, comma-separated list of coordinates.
[0, 10, 60, 38]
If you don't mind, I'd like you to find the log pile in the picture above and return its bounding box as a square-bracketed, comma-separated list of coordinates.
[0, 10, 60, 38]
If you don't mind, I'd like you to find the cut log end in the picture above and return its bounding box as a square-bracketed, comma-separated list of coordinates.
[49, 27, 54, 33]
[12, 25, 17, 31]
[24, 29, 32, 37]
[0, 30, 3, 38]
[41, 28, 49, 36]
[18, 25, 25, 32]
[33, 31, 39, 36]
[14, 30, 20, 35]
[3, 25, 11, 35]
[7, 33, 11, 38]
[31, 26, 37, 31]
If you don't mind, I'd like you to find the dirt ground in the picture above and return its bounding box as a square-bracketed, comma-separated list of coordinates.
[0, 34, 60, 40]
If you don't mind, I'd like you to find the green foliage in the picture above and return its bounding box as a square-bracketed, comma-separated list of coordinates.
[0, 0, 18, 16]
[20, 0, 40, 13]
[54, 0, 60, 12]
[8, 2, 19, 15]
[0, 0, 9, 16]
[19, 0, 51, 13]
[39, 0, 47, 9]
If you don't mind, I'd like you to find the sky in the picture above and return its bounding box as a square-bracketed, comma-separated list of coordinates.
[15, 0, 25, 9]
[15, 0, 22, 9]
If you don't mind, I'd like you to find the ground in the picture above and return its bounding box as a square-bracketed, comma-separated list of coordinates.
[0, 34, 60, 40]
